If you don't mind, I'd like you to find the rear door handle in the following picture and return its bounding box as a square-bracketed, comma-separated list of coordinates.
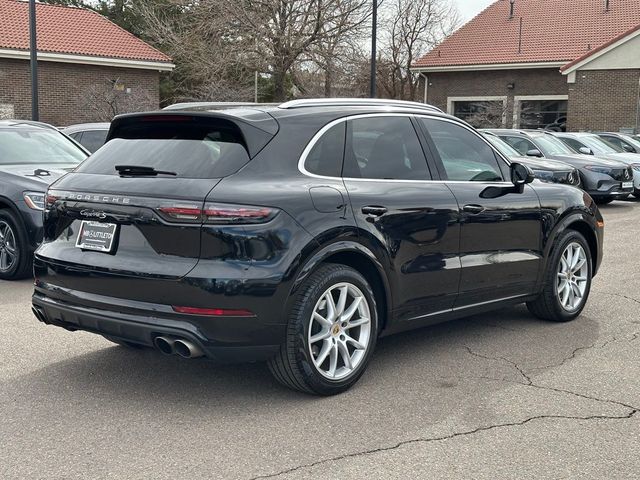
[462, 204, 485, 214]
[362, 206, 388, 216]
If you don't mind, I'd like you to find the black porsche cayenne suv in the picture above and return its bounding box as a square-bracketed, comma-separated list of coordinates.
[32, 99, 604, 395]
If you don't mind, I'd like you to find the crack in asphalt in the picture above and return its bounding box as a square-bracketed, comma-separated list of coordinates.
[598, 291, 640, 306]
[250, 293, 640, 480]
[248, 410, 638, 480]
[463, 345, 639, 411]
[249, 344, 638, 480]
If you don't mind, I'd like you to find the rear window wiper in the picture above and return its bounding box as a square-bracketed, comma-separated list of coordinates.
[115, 165, 177, 176]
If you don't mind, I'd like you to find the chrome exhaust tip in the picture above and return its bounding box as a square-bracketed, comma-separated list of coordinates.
[173, 339, 204, 359]
[154, 336, 176, 355]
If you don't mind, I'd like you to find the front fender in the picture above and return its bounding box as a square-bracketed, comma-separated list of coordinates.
[538, 207, 602, 285]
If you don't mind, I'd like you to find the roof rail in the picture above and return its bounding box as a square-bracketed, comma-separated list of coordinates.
[278, 98, 444, 113]
[1, 119, 59, 131]
[163, 102, 278, 111]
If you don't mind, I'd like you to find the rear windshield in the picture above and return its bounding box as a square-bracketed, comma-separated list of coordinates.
[76, 120, 250, 178]
[0, 128, 88, 165]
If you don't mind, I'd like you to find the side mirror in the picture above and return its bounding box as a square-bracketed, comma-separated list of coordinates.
[510, 162, 535, 186]
[526, 149, 543, 158]
[578, 146, 593, 155]
[622, 144, 635, 153]
[480, 163, 534, 199]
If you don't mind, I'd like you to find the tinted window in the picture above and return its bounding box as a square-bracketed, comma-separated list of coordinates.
[560, 137, 587, 153]
[576, 136, 621, 154]
[0, 128, 87, 165]
[483, 134, 521, 158]
[502, 136, 537, 156]
[304, 123, 345, 177]
[79, 130, 108, 153]
[77, 120, 251, 179]
[343, 117, 429, 180]
[533, 135, 575, 155]
[421, 119, 503, 182]
[77, 138, 249, 179]
[602, 135, 623, 150]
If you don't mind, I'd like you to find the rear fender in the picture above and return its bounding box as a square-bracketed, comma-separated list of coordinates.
[287, 240, 393, 333]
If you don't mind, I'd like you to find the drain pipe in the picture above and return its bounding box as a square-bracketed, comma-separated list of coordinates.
[421, 73, 429, 104]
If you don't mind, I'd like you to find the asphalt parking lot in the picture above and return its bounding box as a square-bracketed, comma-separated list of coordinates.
[1, 200, 639, 480]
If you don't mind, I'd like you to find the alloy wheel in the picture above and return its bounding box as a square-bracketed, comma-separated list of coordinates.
[0, 220, 18, 273]
[556, 242, 589, 312]
[308, 282, 372, 380]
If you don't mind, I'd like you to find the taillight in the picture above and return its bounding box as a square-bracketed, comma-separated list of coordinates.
[203, 203, 276, 224]
[157, 202, 277, 224]
[158, 205, 202, 221]
[172, 306, 255, 317]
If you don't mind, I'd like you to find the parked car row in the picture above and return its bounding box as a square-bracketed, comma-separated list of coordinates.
[483, 129, 637, 203]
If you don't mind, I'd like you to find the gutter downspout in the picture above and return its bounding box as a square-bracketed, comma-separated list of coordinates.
[421, 73, 429, 104]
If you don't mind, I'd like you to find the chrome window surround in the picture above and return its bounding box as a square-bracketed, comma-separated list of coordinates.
[298, 113, 513, 185]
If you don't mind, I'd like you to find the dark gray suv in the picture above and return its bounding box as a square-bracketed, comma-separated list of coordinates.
[486, 129, 633, 204]
[0, 120, 88, 279]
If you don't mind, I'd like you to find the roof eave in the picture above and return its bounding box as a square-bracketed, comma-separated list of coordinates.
[0, 48, 174, 71]
[560, 24, 640, 74]
[411, 61, 566, 73]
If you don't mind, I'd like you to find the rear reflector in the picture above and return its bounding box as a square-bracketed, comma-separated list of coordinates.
[172, 306, 255, 317]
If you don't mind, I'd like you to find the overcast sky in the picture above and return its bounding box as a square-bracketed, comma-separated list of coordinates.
[454, 0, 496, 21]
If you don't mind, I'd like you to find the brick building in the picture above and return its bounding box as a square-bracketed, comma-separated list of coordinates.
[0, 0, 173, 125]
[412, 0, 640, 133]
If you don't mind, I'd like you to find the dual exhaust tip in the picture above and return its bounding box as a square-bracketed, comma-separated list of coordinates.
[154, 336, 204, 359]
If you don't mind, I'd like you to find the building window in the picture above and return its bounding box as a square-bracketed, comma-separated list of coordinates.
[514, 97, 568, 131]
[447, 97, 507, 128]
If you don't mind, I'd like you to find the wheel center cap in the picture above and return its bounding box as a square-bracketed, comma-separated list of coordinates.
[331, 324, 341, 336]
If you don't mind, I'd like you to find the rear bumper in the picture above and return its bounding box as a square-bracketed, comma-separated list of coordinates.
[32, 287, 283, 363]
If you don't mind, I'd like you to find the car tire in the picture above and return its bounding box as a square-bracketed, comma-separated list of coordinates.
[0, 209, 33, 280]
[268, 263, 378, 395]
[527, 230, 592, 322]
[594, 198, 614, 205]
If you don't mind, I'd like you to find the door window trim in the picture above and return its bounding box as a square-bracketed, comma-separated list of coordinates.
[299, 113, 512, 184]
[299, 113, 434, 183]
[415, 115, 512, 183]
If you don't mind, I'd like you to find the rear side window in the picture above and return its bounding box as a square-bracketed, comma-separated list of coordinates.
[79, 130, 108, 153]
[343, 116, 430, 180]
[76, 118, 250, 179]
[304, 123, 345, 177]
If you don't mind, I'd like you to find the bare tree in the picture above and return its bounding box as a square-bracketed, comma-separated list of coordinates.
[378, 0, 459, 100]
[80, 79, 154, 121]
[216, 0, 371, 101]
[463, 102, 507, 128]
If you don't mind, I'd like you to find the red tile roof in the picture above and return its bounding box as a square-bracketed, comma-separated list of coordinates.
[0, 0, 171, 64]
[413, 0, 640, 69]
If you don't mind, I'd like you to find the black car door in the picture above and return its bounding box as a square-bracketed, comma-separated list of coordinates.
[342, 115, 461, 322]
[418, 117, 543, 307]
